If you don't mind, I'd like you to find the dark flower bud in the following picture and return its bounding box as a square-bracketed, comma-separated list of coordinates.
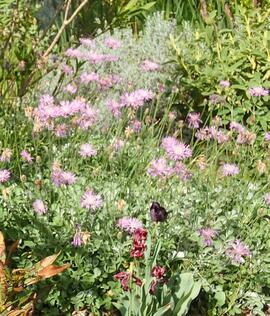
[150, 202, 168, 222]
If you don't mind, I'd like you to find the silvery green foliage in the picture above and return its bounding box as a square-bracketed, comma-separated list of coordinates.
[38, 13, 177, 98]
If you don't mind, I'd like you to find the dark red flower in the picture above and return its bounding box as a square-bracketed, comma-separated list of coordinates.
[130, 228, 148, 258]
[149, 279, 158, 294]
[151, 265, 166, 280]
[114, 272, 130, 291]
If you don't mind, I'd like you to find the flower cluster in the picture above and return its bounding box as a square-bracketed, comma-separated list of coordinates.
[51, 164, 76, 187]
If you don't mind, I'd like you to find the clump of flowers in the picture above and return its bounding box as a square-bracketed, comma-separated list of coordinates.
[198, 228, 218, 246]
[225, 240, 251, 264]
[120, 89, 154, 109]
[117, 217, 144, 234]
[33, 199, 48, 215]
[80, 189, 103, 211]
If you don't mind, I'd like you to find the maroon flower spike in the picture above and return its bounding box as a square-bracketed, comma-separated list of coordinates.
[130, 228, 148, 258]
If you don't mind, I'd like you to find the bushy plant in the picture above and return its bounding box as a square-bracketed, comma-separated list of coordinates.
[170, 8, 270, 129]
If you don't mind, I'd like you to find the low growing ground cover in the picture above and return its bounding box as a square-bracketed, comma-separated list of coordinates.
[1, 12, 270, 316]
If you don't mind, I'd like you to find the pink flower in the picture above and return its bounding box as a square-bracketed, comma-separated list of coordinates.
[140, 60, 160, 72]
[249, 87, 268, 97]
[62, 64, 73, 75]
[79, 143, 97, 157]
[33, 199, 48, 215]
[264, 132, 270, 141]
[114, 272, 142, 291]
[264, 193, 270, 206]
[80, 189, 102, 211]
[65, 48, 83, 58]
[51, 165, 76, 186]
[0, 169, 11, 183]
[147, 158, 172, 178]
[104, 37, 121, 49]
[161, 136, 192, 161]
[120, 89, 154, 109]
[54, 124, 68, 138]
[107, 99, 123, 118]
[71, 224, 83, 247]
[117, 217, 143, 234]
[187, 112, 202, 129]
[65, 83, 77, 94]
[230, 121, 246, 133]
[112, 138, 125, 151]
[80, 72, 99, 84]
[226, 240, 251, 264]
[79, 38, 95, 47]
[129, 120, 142, 133]
[221, 163, 240, 176]
[173, 162, 192, 181]
[20, 150, 33, 164]
[198, 228, 218, 246]
[220, 80, 230, 88]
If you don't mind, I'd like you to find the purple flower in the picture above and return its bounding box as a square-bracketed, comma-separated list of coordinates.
[112, 138, 125, 151]
[249, 87, 269, 97]
[79, 38, 95, 47]
[129, 120, 142, 133]
[33, 199, 48, 215]
[62, 64, 73, 75]
[147, 158, 173, 178]
[230, 121, 246, 133]
[264, 193, 270, 206]
[198, 228, 218, 246]
[140, 60, 160, 72]
[0, 169, 11, 183]
[80, 72, 99, 84]
[221, 163, 240, 176]
[220, 80, 230, 88]
[54, 124, 68, 138]
[71, 224, 83, 247]
[120, 89, 154, 109]
[161, 136, 192, 161]
[65, 83, 77, 94]
[225, 240, 251, 264]
[80, 189, 102, 211]
[186, 112, 202, 129]
[79, 143, 97, 157]
[195, 128, 212, 141]
[209, 94, 225, 105]
[20, 150, 33, 164]
[104, 37, 121, 49]
[61, 171, 76, 185]
[107, 99, 123, 118]
[150, 202, 168, 222]
[264, 132, 270, 141]
[173, 161, 192, 181]
[117, 216, 143, 234]
[51, 165, 76, 186]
